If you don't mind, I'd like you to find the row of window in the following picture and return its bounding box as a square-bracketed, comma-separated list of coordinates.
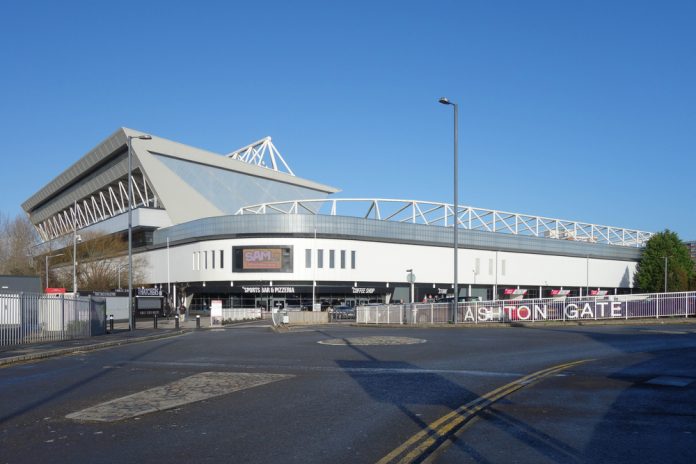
[190, 248, 509, 275]
[305, 249, 356, 269]
[193, 250, 225, 271]
[474, 258, 507, 276]
[191, 248, 357, 271]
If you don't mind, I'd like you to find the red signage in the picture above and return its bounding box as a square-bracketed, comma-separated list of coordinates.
[504, 288, 527, 296]
[550, 289, 570, 297]
[45, 288, 66, 294]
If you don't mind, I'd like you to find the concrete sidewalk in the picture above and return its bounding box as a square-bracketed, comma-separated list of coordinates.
[0, 317, 270, 367]
[0, 328, 185, 367]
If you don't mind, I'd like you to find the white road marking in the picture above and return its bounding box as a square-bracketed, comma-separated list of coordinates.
[318, 336, 427, 345]
[645, 376, 694, 387]
[123, 360, 522, 378]
[66, 372, 293, 422]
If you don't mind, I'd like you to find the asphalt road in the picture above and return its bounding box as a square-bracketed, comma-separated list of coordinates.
[1, 322, 696, 463]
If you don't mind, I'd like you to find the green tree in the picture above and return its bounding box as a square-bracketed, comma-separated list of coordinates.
[634, 230, 695, 292]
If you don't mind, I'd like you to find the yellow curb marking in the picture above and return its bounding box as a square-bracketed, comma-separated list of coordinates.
[377, 359, 591, 464]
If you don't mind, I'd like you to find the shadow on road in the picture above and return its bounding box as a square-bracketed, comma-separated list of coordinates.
[0, 338, 181, 424]
[323, 329, 580, 463]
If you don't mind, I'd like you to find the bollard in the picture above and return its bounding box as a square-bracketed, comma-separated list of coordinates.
[153, 314, 158, 329]
[109, 314, 114, 333]
[175, 314, 179, 329]
[196, 315, 201, 328]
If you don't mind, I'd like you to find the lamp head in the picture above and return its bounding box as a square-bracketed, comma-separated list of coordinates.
[438, 97, 451, 105]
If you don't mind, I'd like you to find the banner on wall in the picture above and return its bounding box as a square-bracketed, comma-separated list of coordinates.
[210, 299, 223, 326]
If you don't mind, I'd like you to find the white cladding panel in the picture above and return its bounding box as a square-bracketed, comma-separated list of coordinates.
[139, 237, 636, 289]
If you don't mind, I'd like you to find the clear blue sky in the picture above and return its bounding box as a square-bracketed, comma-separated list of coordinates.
[1, 0, 694, 239]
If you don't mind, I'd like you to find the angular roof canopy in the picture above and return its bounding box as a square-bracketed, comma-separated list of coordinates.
[23, 128, 339, 241]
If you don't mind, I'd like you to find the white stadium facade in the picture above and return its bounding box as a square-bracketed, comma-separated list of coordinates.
[23, 128, 653, 312]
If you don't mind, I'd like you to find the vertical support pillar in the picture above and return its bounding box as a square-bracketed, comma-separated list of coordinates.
[19, 292, 25, 343]
[60, 294, 65, 340]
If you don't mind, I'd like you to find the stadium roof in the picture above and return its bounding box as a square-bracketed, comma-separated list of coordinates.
[23, 128, 338, 241]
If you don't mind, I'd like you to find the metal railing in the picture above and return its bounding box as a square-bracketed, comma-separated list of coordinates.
[236, 198, 652, 247]
[0, 292, 104, 347]
[221, 307, 262, 322]
[357, 291, 696, 325]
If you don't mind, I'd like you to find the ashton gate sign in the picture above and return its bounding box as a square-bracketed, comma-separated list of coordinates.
[357, 291, 696, 325]
[467, 301, 627, 322]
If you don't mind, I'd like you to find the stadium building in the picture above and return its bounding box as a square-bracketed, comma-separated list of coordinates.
[23, 128, 652, 311]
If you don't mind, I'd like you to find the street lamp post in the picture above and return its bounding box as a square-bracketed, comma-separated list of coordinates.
[45, 253, 64, 290]
[406, 269, 415, 303]
[663, 256, 669, 293]
[127, 134, 152, 331]
[73, 199, 82, 295]
[439, 97, 459, 323]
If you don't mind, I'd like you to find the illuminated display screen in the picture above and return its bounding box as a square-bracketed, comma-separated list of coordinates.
[233, 246, 293, 273]
[136, 297, 163, 310]
[135, 296, 164, 317]
[242, 248, 282, 270]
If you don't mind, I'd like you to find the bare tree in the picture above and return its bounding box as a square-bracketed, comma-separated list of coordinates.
[0, 213, 39, 276]
[52, 231, 148, 291]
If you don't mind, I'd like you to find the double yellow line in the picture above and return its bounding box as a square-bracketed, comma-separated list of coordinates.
[377, 359, 591, 464]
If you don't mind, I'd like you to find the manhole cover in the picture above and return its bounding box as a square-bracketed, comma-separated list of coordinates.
[318, 336, 426, 346]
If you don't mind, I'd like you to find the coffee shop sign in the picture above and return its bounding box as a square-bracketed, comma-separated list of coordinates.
[352, 287, 376, 294]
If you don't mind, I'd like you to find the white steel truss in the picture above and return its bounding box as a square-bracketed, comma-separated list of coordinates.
[36, 171, 161, 242]
[236, 198, 652, 247]
[226, 136, 295, 176]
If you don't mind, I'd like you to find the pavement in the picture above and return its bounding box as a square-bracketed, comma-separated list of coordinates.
[2, 321, 696, 463]
[0, 316, 269, 367]
[2, 316, 692, 368]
